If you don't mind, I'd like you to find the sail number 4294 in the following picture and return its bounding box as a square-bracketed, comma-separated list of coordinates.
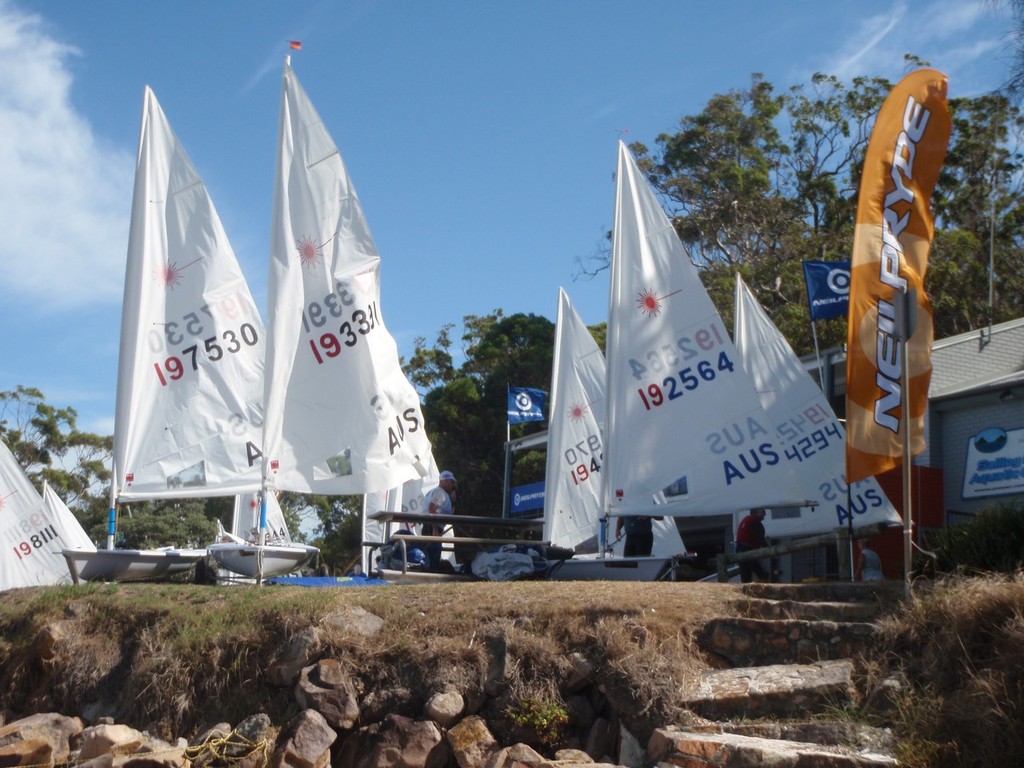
[636, 353, 735, 410]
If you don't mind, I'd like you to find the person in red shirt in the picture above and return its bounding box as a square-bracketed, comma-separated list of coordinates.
[735, 508, 769, 582]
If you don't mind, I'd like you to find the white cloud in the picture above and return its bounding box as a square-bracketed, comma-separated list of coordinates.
[0, 1, 132, 312]
[824, 0, 1010, 86]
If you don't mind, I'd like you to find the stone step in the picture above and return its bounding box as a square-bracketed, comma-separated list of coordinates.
[701, 616, 879, 667]
[738, 581, 904, 608]
[679, 659, 857, 720]
[732, 596, 881, 622]
[649, 724, 897, 767]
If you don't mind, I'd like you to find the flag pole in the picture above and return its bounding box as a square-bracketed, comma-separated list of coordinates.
[899, 288, 915, 600]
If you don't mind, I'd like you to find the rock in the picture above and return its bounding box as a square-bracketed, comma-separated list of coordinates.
[0, 738, 53, 767]
[351, 714, 449, 768]
[79, 724, 147, 761]
[0, 713, 83, 764]
[564, 654, 594, 694]
[447, 715, 498, 768]
[360, 687, 420, 722]
[483, 633, 509, 697]
[583, 718, 614, 761]
[552, 748, 592, 762]
[424, 691, 464, 728]
[322, 606, 385, 636]
[616, 725, 644, 768]
[266, 627, 322, 687]
[269, 709, 337, 768]
[294, 659, 360, 730]
[483, 743, 545, 768]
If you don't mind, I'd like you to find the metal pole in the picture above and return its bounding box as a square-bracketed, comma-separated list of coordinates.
[900, 289, 914, 600]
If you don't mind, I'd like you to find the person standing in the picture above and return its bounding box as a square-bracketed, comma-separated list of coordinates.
[422, 470, 457, 571]
[614, 515, 663, 557]
[735, 508, 769, 583]
[855, 538, 884, 581]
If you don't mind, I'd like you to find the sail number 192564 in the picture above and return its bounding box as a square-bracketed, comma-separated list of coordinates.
[636, 352, 735, 410]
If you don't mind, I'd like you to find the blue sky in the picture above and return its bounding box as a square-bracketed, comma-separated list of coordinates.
[0, 0, 1013, 437]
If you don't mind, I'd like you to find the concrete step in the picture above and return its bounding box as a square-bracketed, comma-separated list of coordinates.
[679, 659, 857, 720]
[731, 596, 881, 622]
[650, 723, 897, 767]
[701, 615, 879, 667]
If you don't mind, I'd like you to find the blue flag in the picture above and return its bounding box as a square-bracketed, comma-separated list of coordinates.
[508, 386, 547, 424]
[802, 260, 851, 321]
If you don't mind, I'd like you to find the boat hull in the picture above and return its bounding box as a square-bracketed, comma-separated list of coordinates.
[547, 555, 674, 581]
[61, 548, 206, 584]
[207, 543, 319, 579]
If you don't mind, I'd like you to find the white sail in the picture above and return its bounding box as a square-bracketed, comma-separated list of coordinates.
[545, 288, 684, 559]
[733, 275, 901, 535]
[602, 142, 806, 517]
[231, 491, 292, 543]
[543, 288, 608, 551]
[114, 87, 265, 501]
[1, 440, 93, 589]
[263, 60, 430, 495]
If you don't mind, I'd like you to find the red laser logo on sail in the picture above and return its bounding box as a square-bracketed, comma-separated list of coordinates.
[158, 258, 201, 289]
[568, 402, 589, 422]
[296, 235, 323, 270]
[636, 288, 682, 317]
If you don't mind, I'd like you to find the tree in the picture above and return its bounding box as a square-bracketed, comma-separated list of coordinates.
[408, 311, 557, 517]
[0, 386, 112, 514]
[578, 68, 1024, 356]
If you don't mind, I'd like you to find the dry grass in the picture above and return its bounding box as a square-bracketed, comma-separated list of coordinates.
[0, 580, 733, 741]
[3, 574, 1022, 766]
[875, 572, 1024, 768]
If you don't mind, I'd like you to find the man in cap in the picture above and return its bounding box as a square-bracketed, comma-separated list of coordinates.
[422, 470, 457, 570]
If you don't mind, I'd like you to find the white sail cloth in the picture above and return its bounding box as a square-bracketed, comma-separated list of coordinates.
[544, 288, 684, 556]
[733, 275, 901, 535]
[602, 142, 806, 518]
[1, 440, 94, 589]
[263, 61, 430, 495]
[113, 87, 266, 501]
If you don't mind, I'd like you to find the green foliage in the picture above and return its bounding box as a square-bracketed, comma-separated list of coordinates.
[0, 386, 112, 509]
[917, 502, 1024, 576]
[410, 311, 555, 517]
[507, 697, 569, 750]
[106, 499, 215, 550]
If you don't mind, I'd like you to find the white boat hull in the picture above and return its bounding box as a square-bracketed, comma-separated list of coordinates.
[61, 548, 206, 584]
[547, 555, 674, 581]
[207, 543, 319, 579]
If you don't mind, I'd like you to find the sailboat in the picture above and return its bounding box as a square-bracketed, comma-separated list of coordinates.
[733, 275, 901, 535]
[207, 491, 319, 579]
[1, 440, 96, 589]
[543, 288, 685, 580]
[63, 87, 274, 582]
[602, 142, 809, 522]
[260, 60, 431, 523]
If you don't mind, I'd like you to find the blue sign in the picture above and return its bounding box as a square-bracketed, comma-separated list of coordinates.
[802, 260, 850, 321]
[510, 481, 545, 515]
[508, 387, 547, 423]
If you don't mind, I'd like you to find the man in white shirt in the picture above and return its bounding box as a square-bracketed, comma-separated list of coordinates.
[422, 470, 457, 570]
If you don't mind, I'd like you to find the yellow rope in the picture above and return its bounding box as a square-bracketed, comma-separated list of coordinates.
[183, 729, 272, 766]
[8, 729, 275, 768]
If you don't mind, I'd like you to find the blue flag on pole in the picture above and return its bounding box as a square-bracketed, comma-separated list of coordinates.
[508, 386, 547, 423]
[802, 260, 851, 321]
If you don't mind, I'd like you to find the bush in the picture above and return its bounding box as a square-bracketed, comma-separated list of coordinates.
[917, 502, 1024, 576]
